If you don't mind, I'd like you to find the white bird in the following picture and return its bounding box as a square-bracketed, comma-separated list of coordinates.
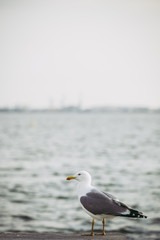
[66, 170, 147, 236]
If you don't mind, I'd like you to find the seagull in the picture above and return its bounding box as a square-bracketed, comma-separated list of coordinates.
[66, 170, 147, 236]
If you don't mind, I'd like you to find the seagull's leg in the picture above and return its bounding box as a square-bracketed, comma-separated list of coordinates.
[90, 218, 95, 236]
[102, 218, 106, 235]
[82, 219, 95, 236]
[96, 218, 106, 235]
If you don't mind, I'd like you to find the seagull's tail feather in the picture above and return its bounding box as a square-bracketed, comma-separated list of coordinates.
[122, 208, 147, 219]
[114, 200, 147, 219]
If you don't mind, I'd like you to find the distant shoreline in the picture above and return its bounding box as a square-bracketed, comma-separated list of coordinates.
[0, 106, 160, 114]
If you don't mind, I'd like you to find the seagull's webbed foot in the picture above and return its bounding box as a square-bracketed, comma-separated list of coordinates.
[96, 232, 106, 236]
[81, 233, 94, 236]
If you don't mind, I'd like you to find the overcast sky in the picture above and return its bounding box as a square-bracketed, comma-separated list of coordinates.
[0, 0, 160, 109]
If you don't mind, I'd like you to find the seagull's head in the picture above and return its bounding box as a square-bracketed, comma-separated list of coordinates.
[66, 170, 91, 184]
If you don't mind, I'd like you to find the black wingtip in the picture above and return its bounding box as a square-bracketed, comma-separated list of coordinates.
[138, 214, 147, 219]
[128, 209, 147, 219]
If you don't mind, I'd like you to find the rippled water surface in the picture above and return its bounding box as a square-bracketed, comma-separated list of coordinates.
[0, 112, 160, 239]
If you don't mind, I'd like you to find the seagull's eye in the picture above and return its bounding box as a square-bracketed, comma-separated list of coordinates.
[78, 173, 81, 176]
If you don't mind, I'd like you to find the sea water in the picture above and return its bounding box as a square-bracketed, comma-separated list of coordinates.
[0, 112, 160, 239]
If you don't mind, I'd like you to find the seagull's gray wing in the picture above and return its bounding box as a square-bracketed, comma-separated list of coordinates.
[80, 188, 131, 217]
[102, 191, 119, 200]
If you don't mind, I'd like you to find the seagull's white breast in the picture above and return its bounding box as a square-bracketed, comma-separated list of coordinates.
[77, 182, 93, 199]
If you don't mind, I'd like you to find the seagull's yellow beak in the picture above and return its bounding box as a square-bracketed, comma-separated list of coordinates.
[66, 176, 76, 180]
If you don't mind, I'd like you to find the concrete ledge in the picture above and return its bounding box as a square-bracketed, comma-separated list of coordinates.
[0, 232, 128, 240]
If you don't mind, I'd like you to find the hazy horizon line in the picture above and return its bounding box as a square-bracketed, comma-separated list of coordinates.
[0, 104, 160, 111]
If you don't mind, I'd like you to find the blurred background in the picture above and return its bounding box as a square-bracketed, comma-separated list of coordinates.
[0, 1, 160, 240]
